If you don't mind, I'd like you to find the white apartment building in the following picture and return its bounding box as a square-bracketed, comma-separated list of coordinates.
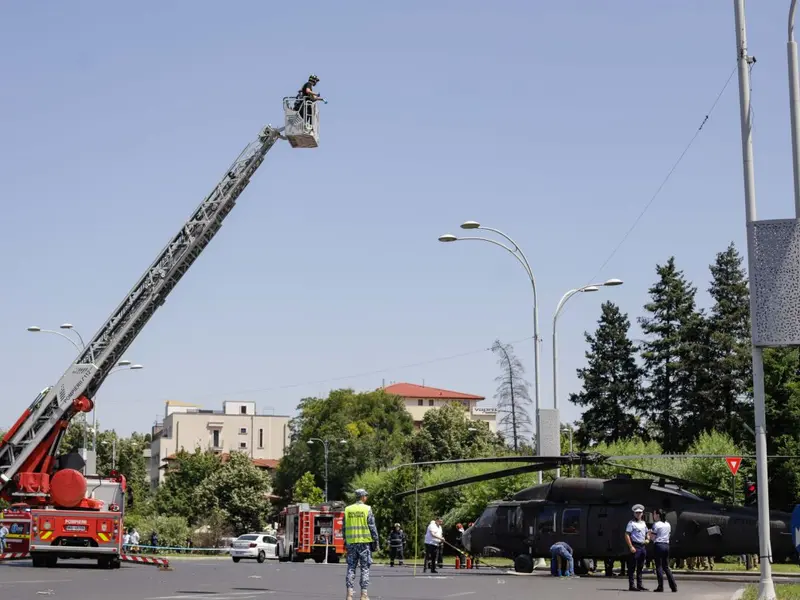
[149, 400, 290, 490]
[382, 383, 497, 432]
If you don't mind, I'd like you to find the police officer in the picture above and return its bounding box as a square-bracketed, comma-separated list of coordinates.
[388, 523, 406, 567]
[649, 509, 677, 592]
[624, 504, 648, 592]
[343, 488, 379, 600]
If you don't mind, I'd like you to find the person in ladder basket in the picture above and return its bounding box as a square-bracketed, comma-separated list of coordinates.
[343, 488, 379, 600]
[294, 74, 323, 128]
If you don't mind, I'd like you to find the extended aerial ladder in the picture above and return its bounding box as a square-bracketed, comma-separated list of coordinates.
[0, 93, 322, 503]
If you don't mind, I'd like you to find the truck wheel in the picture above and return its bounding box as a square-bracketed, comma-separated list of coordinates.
[32, 554, 45, 568]
[232, 557, 241, 563]
[257, 551, 265, 564]
[46, 555, 58, 568]
[514, 554, 534, 573]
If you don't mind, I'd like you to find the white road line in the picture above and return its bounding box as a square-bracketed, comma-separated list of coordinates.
[145, 592, 272, 600]
[444, 592, 476, 597]
[0, 579, 72, 585]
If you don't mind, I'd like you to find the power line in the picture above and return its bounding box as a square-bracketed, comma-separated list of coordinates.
[180, 335, 535, 400]
[584, 65, 738, 287]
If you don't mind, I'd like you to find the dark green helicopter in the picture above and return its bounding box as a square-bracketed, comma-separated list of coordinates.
[394, 453, 798, 574]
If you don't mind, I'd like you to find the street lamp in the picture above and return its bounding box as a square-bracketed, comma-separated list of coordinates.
[307, 438, 347, 502]
[552, 279, 622, 477]
[27, 322, 142, 451]
[439, 220, 543, 482]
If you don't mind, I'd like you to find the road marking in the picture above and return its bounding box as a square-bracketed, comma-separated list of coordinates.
[0, 579, 72, 585]
[444, 592, 476, 597]
[145, 593, 273, 600]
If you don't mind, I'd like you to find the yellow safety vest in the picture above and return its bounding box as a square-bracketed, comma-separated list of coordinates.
[344, 503, 372, 544]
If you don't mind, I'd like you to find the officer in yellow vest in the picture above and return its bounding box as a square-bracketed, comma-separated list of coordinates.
[343, 488, 379, 600]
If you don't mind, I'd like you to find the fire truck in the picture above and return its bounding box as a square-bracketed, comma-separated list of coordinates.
[0, 90, 322, 569]
[277, 501, 345, 563]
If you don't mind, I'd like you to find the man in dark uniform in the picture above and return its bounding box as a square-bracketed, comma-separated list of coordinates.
[294, 74, 323, 127]
[388, 523, 406, 567]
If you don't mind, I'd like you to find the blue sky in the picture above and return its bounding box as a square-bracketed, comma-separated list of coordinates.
[0, 1, 794, 439]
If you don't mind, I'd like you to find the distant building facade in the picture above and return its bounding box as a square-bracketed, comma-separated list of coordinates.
[149, 400, 290, 490]
[382, 383, 497, 432]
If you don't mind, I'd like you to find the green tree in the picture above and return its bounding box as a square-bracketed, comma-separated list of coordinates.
[707, 243, 752, 444]
[636, 257, 702, 452]
[155, 448, 222, 523]
[681, 430, 742, 503]
[569, 302, 643, 447]
[193, 452, 272, 535]
[491, 339, 533, 450]
[293, 471, 324, 504]
[405, 402, 505, 464]
[273, 388, 414, 504]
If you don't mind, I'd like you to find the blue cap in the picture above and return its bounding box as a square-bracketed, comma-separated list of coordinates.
[354, 488, 368, 497]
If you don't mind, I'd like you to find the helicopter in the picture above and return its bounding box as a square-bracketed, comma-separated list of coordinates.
[394, 452, 798, 575]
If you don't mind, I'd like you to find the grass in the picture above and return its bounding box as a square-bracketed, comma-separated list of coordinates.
[741, 584, 800, 600]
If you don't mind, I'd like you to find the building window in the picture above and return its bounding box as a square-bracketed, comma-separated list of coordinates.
[212, 430, 220, 448]
[428, 399, 434, 406]
[240, 427, 247, 435]
[259, 429, 264, 448]
[240, 406, 247, 414]
[239, 442, 247, 449]
[418, 399, 423, 406]
[562, 508, 580, 535]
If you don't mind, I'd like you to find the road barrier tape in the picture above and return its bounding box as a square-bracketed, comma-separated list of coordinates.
[0, 552, 30, 561]
[124, 544, 230, 553]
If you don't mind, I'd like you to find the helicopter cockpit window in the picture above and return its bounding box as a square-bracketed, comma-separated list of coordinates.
[562, 508, 580, 535]
[475, 506, 497, 528]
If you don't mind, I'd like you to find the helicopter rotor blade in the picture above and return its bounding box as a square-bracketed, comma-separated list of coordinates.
[394, 462, 555, 499]
[388, 455, 579, 471]
[603, 461, 732, 498]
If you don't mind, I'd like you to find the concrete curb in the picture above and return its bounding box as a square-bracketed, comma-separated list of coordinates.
[730, 588, 745, 600]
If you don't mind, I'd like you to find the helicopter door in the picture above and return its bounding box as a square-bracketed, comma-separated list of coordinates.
[533, 505, 558, 549]
[560, 507, 586, 551]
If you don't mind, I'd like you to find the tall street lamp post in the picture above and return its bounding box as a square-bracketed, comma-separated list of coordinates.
[439, 221, 543, 482]
[307, 438, 347, 502]
[552, 280, 623, 477]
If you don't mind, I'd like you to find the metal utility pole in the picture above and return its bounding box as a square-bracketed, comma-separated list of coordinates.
[789, 0, 800, 214]
[734, 1, 775, 598]
[308, 438, 346, 502]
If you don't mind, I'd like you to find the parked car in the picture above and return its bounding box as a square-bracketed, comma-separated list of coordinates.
[231, 533, 278, 563]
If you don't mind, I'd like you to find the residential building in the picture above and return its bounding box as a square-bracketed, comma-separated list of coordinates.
[381, 383, 497, 432]
[149, 400, 290, 490]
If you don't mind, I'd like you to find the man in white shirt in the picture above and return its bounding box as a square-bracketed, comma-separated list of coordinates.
[649, 509, 677, 592]
[624, 504, 649, 591]
[423, 517, 443, 574]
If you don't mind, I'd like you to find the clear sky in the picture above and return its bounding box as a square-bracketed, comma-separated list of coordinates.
[0, 1, 795, 439]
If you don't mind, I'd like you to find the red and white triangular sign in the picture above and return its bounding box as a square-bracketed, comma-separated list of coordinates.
[726, 456, 742, 476]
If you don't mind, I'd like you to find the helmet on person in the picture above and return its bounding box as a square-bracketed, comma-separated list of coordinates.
[309, 74, 319, 84]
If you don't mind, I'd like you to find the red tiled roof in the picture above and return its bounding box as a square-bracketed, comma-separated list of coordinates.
[163, 453, 279, 469]
[382, 383, 484, 401]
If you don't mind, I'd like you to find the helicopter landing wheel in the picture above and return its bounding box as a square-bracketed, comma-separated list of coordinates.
[514, 554, 534, 573]
[573, 558, 592, 576]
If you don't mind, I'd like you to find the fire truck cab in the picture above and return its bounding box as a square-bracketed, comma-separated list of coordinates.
[277, 501, 345, 563]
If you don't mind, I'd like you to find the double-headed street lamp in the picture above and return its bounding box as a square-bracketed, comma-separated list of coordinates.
[307, 437, 347, 502]
[439, 221, 543, 482]
[27, 324, 143, 450]
[552, 280, 622, 476]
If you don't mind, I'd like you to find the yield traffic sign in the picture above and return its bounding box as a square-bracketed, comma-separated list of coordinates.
[726, 456, 742, 476]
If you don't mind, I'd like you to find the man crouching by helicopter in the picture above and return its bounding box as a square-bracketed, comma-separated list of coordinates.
[550, 541, 575, 577]
[625, 504, 648, 592]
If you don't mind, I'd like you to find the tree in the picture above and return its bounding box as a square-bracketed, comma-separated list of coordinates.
[681, 431, 742, 503]
[272, 388, 415, 504]
[155, 448, 222, 523]
[706, 243, 752, 444]
[636, 257, 702, 452]
[569, 302, 643, 447]
[491, 339, 533, 450]
[293, 471, 324, 504]
[405, 402, 505, 464]
[193, 452, 272, 535]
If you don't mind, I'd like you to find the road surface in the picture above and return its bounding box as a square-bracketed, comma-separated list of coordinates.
[0, 557, 747, 599]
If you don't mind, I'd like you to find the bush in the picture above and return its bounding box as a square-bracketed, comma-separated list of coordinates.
[123, 514, 191, 549]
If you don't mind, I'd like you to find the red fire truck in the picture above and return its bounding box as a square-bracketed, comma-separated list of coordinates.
[277, 501, 345, 563]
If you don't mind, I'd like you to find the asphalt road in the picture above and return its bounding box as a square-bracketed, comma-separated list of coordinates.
[0, 557, 748, 600]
